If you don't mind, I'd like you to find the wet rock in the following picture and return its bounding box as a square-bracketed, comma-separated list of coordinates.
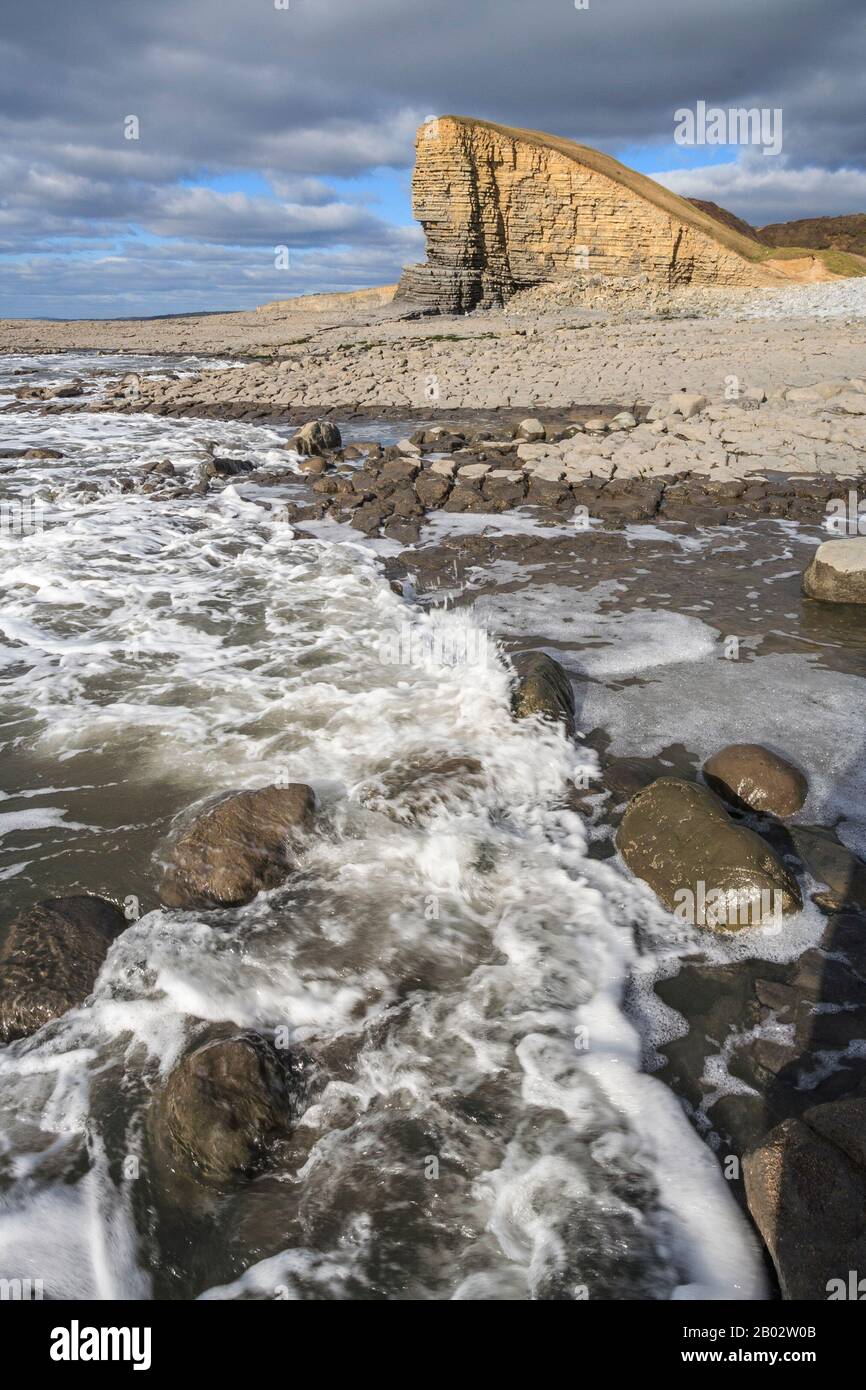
[382, 518, 421, 545]
[158, 784, 315, 910]
[359, 756, 484, 823]
[289, 419, 342, 457]
[148, 1032, 300, 1185]
[351, 502, 392, 534]
[803, 538, 866, 604]
[600, 755, 659, 805]
[429, 458, 457, 479]
[409, 426, 465, 451]
[415, 472, 452, 507]
[795, 999, 866, 1050]
[702, 743, 808, 817]
[515, 417, 546, 442]
[47, 381, 84, 399]
[821, 911, 866, 968]
[754, 978, 799, 1022]
[792, 826, 866, 911]
[805, 1096, 866, 1170]
[744, 1113, 866, 1300]
[0, 896, 128, 1042]
[443, 484, 492, 513]
[297, 455, 329, 475]
[526, 476, 570, 507]
[381, 458, 420, 484]
[482, 472, 526, 508]
[616, 778, 802, 927]
[311, 475, 339, 496]
[200, 456, 254, 480]
[510, 651, 575, 736]
[790, 946, 866, 1006]
[390, 488, 424, 518]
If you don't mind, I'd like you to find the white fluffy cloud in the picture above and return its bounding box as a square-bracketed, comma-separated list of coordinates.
[656, 153, 866, 227]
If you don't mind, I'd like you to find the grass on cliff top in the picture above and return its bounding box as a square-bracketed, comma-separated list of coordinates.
[440, 116, 865, 277]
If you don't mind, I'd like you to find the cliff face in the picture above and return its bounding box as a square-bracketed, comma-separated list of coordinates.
[397, 116, 774, 312]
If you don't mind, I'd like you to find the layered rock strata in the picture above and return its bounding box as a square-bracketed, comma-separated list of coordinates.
[397, 115, 776, 311]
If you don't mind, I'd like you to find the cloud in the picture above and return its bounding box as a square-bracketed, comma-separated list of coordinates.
[1, 0, 864, 316]
[656, 153, 866, 227]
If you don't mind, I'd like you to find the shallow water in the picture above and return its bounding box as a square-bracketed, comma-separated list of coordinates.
[0, 353, 861, 1300]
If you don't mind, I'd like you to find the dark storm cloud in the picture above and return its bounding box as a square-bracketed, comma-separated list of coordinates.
[1, 0, 864, 314]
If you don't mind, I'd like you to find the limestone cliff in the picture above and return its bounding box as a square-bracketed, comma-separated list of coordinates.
[396, 116, 777, 312]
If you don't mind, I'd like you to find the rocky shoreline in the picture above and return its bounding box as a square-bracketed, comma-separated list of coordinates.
[3, 314, 866, 1299]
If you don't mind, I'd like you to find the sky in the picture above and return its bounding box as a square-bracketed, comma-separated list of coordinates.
[1, 0, 864, 319]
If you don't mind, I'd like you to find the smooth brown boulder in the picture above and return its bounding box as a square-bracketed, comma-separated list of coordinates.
[510, 651, 575, 737]
[149, 1032, 298, 1185]
[289, 419, 342, 458]
[703, 743, 808, 816]
[803, 537, 866, 604]
[158, 784, 315, 910]
[616, 778, 802, 929]
[0, 896, 128, 1042]
[744, 1112, 866, 1299]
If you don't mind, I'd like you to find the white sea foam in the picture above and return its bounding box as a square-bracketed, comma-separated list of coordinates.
[0, 357, 821, 1301]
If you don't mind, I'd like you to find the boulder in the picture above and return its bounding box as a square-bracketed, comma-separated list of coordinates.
[199, 456, 254, 480]
[702, 743, 808, 816]
[0, 896, 128, 1042]
[351, 503, 391, 534]
[805, 1096, 866, 1171]
[289, 420, 342, 457]
[744, 1111, 866, 1300]
[515, 418, 546, 442]
[158, 784, 315, 910]
[510, 651, 575, 737]
[414, 472, 452, 507]
[616, 778, 802, 928]
[429, 458, 457, 478]
[803, 538, 866, 604]
[149, 1032, 299, 1184]
[457, 463, 491, 482]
